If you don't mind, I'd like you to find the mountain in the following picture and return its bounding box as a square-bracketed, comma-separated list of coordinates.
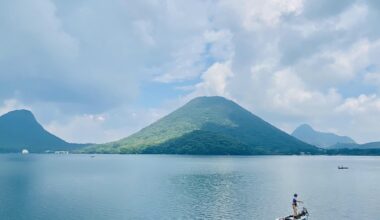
[292, 124, 355, 148]
[330, 141, 380, 149]
[84, 96, 319, 155]
[326, 147, 380, 156]
[0, 109, 84, 153]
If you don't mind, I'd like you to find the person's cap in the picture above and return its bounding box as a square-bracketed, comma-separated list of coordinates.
[294, 193, 298, 197]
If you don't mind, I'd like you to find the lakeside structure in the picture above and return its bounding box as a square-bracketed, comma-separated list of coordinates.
[54, 151, 69, 155]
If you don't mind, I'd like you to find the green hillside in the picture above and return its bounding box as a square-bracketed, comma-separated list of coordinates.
[0, 109, 84, 153]
[84, 96, 318, 155]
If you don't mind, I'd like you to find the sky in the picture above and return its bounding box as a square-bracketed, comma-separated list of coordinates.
[1, 0, 380, 144]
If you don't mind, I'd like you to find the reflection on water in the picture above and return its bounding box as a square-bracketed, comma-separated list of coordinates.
[0, 155, 379, 220]
[169, 172, 249, 219]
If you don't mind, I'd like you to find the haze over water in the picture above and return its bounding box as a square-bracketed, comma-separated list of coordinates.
[0, 155, 379, 220]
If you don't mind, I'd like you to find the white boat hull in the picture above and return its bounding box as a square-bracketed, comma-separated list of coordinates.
[276, 216, 308, 220]
[276, 207, 309, 220]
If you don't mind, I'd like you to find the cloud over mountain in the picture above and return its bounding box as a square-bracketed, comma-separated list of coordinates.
[1, 0, 380, 143]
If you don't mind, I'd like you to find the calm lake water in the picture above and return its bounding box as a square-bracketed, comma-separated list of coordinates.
[0, 154, 379, 220]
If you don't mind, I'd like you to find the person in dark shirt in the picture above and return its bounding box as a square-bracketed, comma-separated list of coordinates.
[292, 193, 303, 217]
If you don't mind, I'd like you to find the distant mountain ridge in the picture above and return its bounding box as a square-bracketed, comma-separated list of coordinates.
[292, 124, 355, 148]
[0, 109, 85, 153]
[84, 96, 319, 155]
[330, 142, 380, 149]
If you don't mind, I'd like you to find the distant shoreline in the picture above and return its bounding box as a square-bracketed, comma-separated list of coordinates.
[2, 151, 380, 156]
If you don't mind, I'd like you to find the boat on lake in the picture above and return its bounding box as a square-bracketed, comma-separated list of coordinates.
[276, 207, 309, 220]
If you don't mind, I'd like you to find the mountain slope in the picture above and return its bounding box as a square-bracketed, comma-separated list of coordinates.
[85, 96, 318, 155]
[292, 124, 355, 148]
[330, 141, 380, 149]
[0, 109, 83, 153]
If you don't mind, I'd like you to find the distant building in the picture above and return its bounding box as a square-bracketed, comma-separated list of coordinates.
[54, 151, 69, 154]
[21, 149, 29, 154]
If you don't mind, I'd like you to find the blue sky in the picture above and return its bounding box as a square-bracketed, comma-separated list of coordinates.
[1, 0, 380, 144]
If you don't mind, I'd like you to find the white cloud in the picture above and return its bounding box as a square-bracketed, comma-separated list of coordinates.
[331, 94, 380, 143]
[245, 66, 342, 117]
[204, 29, 235, 61]
[153, 36, 206, 83]
[336, 94, 380, 114]
[154, 29, 234, 83]
[2, 0, 380, 143]
[46, 114, 111, 144]
[191, 62, 234, 98]
[0, 99, 30, 116]
[270, 70, 341, 115]
[333, 4, 368, 31]
[364, 72, 380, 85]
[293, 39, 371, 87]
[45, 106, 169, 143]
[219, 0, 304, 29]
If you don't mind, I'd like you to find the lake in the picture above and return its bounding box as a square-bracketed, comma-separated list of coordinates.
[0, 155, 379, 220]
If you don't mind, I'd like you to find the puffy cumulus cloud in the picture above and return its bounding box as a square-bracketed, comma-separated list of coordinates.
[218, 0, 304, 29]
[332, 94, 380, 143]
[155, 29, 234, 83]
[262, 69, 342, 117]
[203, 29, 235, 62]
[0, 99, 30, 115]
[0, 0, 79, 62]
[0, 0, 217, 142]
[336, 94, 380, 114]
[0, 0, 216, 108]
[45, 106, 169, 143]
[191, 62, 234, 98]
[293, 39, 372, 88]
[0, 0, 140, 111]
[45, 113, 110, 143]
[181, 0, 380, 142]
[333, 3, 368, 31]
[2, 0, 380, 143]
[227, 64, 342, 122]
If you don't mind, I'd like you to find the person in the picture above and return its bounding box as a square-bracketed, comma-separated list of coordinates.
[292, 193, 303, 217]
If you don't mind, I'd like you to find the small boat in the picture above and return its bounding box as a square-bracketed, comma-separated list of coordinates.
[276, 207, 309, 220]
[338, 166, 349, 169]
[21, 149, 29, 154]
